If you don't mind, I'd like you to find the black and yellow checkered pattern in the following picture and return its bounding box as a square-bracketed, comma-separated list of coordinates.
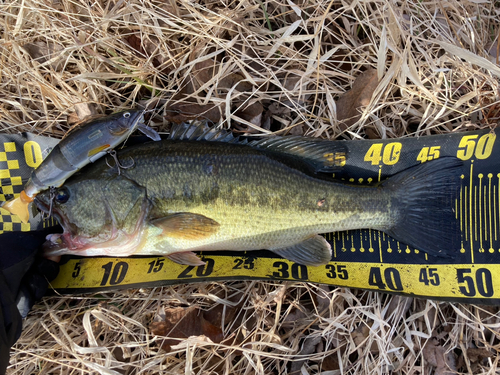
[0, 141, 23, 201]
[0, 134, 60, 234]
[0, 141, 30, 234]
[0, 207, 30, 233]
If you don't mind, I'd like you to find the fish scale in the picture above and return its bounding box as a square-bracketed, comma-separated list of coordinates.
[113, 142, 389, 250]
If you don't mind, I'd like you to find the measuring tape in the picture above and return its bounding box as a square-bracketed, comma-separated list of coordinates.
[1, 129, 499, 304]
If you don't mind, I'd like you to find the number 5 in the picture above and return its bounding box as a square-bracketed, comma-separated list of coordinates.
[457, 135, 478, 160]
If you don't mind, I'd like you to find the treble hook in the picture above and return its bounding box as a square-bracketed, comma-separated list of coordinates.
[106, 150, 135, 175]
[41, 186, 56, 220]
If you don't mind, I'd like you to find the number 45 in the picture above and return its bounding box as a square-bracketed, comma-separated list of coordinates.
[417, 146, 440, 163]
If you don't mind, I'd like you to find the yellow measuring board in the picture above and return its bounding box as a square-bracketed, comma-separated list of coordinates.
[1, 129, 500, 303]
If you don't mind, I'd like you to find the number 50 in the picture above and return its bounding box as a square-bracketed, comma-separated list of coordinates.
[457, 134, 496, 160]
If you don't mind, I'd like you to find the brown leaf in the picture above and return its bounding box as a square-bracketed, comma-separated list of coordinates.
[282, 308, 307, 325]
[321, 353, 340, 371]
[162, 60, 223, 124]
[466, 348, 493, 362]
[290, 336, 322, 374]
[351, 324, 370, 347]
[193, 58, 217, 89]
[202, 304, 238, 331]
[22, 42, 65, 71]
[193, 60, 252, 93]
[126, 35, 146, 56]
[312, 285, 331, 313]
[364, 126, 379, 139]
[126, 34, 163, 68]
[423, 339, 457, 375]
[218, 73, 253, 92]
[336, 68, 379, 130]
[164, 103, 222, 124]
[150, 306, 224, 352]
[74, 103, 98, 121]
[235, 102, 263, 130]
[165, 54, 255, 124]
[67, 103, 99, 127]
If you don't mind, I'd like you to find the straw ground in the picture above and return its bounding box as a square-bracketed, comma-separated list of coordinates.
[1, 0, 500, 374]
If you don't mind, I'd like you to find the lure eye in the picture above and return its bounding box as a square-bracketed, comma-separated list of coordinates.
[123, 112, 131, 118]
[55, 187, 70, 204]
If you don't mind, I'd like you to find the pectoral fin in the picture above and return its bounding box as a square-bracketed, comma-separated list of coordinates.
[167, 252, 206, 266]
[152, 213, 220, 240]
[269, 235, 332, 266]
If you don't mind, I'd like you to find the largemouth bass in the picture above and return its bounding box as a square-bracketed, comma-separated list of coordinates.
[3, 109, 160, 223]
[35, 125, 461, 266]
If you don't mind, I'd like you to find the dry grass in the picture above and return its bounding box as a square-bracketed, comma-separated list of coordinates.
[1, 0, 500, 373]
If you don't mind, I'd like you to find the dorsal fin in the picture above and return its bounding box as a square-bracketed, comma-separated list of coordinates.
[169, 122, 243, 143]
[249, 136, 347, 173]
[168, 122, 347, 173]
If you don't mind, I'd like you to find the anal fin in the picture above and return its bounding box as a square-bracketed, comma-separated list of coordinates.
[269, 235, 332, 266]
[152, 212, 220, 240]
[168, 252, 206, 266]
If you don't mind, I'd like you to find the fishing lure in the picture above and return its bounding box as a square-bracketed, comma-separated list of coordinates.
[3, 109, 160, 222]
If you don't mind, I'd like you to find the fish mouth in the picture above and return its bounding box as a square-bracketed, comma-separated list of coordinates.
[33, 196, 77, 255]
[34, 192, 151, 257]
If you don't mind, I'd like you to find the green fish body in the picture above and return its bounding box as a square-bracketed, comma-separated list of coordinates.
[36, 127, 461, 266]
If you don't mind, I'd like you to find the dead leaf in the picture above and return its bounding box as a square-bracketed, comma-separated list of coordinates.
[312, 285, 331, 313]
[22, 42, 65, 71]
[235, 102, 263, 130]
[218, 73, 253, 92]
[351, 323, 379, 354]
[466, 348, 493, 362]
[163, 57, 222, 123]
[126, 34, 164, 69]
[364, 126, 379, 139]
[150, 306, 224, 352]
[287, 124, 305, 136]
[193, 58, 217, 89]
[282, 308, 308, 325]
[385, 295, 412, 319]
[164, 53, 256, 124]
[202, 303, 239, 332]
[486, 41, 499, 64]
[67, 103, 99, 127]
[456, 347, 493, 373]
[193, 59, 252, 93]
[336, 68, 379, 130]
[74, 102, 98, 121]
[423, 338, 457, 375]
[126, 35, 146, 56]
[321, 352, 340, 371]
[290, 336, 322, 374]
[352, 324, 370, 347]
[164, 103, 222, 124]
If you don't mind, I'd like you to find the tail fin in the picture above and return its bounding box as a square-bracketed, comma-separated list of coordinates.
[2, 191, 33, 223]
[381, 158, 462, 258]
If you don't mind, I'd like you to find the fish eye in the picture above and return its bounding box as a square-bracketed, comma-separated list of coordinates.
[55, 187, 70, 204]
[123, 112, 131, 118]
